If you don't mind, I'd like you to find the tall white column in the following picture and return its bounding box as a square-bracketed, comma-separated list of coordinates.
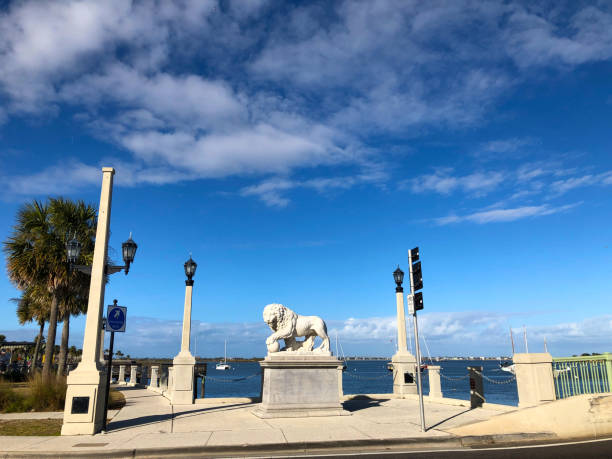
[392, 278, 417, 396]
[179, 283, 194, 357]
[62, 167, 114, 435]
[171, 280, 196, 404]
[395, 290, 408, 353]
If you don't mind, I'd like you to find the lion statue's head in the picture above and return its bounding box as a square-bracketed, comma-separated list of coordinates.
[263, 303, 296, 332]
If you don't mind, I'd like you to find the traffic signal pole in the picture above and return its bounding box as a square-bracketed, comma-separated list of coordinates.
[408, 249, 426, 432]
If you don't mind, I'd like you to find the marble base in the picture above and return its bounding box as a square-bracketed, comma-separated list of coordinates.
[171, 353, 195, 405]
[253, 353, 348, 418]
[391, 352, 418, 396]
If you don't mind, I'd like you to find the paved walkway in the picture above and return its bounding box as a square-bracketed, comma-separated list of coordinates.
[0, 386, 523, 457]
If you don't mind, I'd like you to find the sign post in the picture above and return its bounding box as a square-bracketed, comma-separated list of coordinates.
[102, 300, 127, 431]
[408, 247, 426, 432]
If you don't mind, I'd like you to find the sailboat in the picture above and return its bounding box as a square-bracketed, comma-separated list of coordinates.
[335, 332, 347, 371]
[216, 340, 231, 370]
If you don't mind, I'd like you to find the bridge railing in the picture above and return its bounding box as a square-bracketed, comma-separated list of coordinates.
[552, 353, 612, 399]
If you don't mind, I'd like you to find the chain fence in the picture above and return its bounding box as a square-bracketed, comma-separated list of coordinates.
[344, 371, 391, 381]
[474, 370, 517, 385]
[440, 373, 470, 382]
[440, 371, 515, 385]
[198, 372, 261, 383]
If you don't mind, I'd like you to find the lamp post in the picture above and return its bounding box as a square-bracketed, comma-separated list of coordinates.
[391, 266, 417, 398]
[172, 256, 197, 405]
[61, 167, 138, 436]
[66, 233, 137, 275]
[393, 266, 408, 353]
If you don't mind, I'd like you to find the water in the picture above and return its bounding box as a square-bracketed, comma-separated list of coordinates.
[195, 359, 518, 406]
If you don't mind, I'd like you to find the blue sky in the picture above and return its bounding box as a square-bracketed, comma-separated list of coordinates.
[1, 0, 611, 358]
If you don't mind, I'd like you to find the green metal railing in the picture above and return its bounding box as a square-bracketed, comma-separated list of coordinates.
[552, 353, 612, 399]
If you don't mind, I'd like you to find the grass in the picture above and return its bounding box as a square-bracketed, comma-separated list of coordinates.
[0, 374, 66, 413]
[0, 419, 61, 436]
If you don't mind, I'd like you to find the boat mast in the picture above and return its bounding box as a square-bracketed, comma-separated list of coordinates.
[509, 327, 515, 355]
[523, 325, 529, 353]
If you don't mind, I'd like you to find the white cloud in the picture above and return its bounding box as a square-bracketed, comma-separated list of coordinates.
[1, 1, 612, 200]
[407, 170, 505, 196]
[6, 311, 608, 357]
[550, 171, 612, 195]
[435, 203, 579, 225]
[240, 169, 387, 207]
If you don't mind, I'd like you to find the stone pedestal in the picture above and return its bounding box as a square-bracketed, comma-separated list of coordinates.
[427, 365, 443, 399]
[171, 354, 195, 405]
[150, 366, 159, 387]
[253, 353, 348, 418]
[514, 353, 555, 408]
[391, 352, 417, 396]
[61, 364, 107, 435]
[129, 365, 138, 386]
[118, 365, 126, 385]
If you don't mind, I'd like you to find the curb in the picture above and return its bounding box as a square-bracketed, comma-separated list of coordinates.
[0, 432, 563, 458]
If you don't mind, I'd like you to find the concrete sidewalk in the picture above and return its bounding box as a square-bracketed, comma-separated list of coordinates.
[0, 386, 599, 458]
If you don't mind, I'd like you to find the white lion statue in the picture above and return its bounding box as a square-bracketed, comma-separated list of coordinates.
[263, 303, 330, 354]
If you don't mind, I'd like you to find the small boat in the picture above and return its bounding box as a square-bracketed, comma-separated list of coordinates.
[500, 361, 515, 374]
[215, 340, 231, 370]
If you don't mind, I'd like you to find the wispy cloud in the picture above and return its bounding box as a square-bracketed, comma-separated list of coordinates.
[405, 169, 505, 196]
[434, 203, 580, 225]
[240, 169, 387, 207]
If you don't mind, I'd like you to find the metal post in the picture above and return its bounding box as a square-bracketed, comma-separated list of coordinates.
[102, 331, 115, 431]
[408, 250, 425, 432]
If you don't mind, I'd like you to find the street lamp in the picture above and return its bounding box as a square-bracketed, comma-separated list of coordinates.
[66, 233, 137, 275]
[173, 255, 197, 404]
[393, 266, 404, 292]
[184, 256, 197, 285]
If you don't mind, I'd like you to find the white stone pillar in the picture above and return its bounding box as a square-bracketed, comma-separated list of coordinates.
[395, 290, 408, 353]
[391, 283, 417, 396]
[62, 167, 115, 436]
[150, 366, 159, 387]
[118, 365, 126, 385]
[98, 325, 106, 364]
[171, 279, 196, 404]
[514, 353, 555, 408]
[427, 365, 443, 399]
[129, 365, 137, 386]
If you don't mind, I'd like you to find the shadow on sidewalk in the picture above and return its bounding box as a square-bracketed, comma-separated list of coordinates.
[107, 402, 256, 432]
[343, 396, 390, 412]
[426, 408, 472, 431]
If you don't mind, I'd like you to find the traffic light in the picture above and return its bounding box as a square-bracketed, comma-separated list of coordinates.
[409, 247, 419, 262]
[413, 291, 424, 311]
[412, 261, 423, 291]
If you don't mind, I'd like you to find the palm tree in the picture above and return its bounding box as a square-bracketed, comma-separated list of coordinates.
[50, 198, 96, 376]
[3, 198, 96, 381]
[14, 284, 50, 370]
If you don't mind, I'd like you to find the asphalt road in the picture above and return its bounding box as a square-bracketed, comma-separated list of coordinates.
[244, 438, 612, 459]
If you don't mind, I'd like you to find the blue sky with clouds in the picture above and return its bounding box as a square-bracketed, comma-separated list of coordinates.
[1, 0, 611, 358]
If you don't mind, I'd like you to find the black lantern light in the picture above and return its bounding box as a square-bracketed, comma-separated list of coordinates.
[121, 233, 138, 275]
[393, 265, 404, 292]
[184, 256, 197, 285]
[66, 237, 82, 265]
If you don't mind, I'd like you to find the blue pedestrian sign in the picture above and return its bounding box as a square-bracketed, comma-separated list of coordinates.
[106, 304, 127, 333]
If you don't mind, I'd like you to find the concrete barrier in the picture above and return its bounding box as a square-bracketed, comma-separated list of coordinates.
[449, 393, 612, 440]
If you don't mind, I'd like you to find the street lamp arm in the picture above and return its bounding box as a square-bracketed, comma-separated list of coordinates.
[70, 265, 92, 275]
[105, 264, 129, 275]
[70, 263, 131, 276]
